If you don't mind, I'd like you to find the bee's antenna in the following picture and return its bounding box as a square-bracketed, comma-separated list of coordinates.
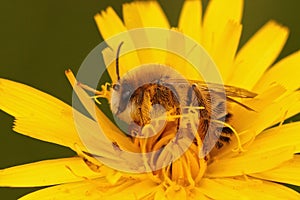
[116, 41, 124, 81]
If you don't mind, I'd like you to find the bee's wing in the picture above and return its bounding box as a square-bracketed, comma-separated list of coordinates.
[161, 79, 257, 111]
[161, 78, 257, 98]
[191, 81, 257, 111]
[195, 81, 257, 98]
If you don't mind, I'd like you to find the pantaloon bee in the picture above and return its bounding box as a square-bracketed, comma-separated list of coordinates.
[109, 43, 257, 154]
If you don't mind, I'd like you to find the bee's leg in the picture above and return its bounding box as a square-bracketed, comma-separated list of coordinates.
[213, 112, 233, 149]
[210, 127, 231, 149]
[159, 81, 180, 101]
[186, 85, 194, 106]
[135, 86, 145, 105]
[215, 141, 224, 149]
[131, 86, 151, 126]
[211, 118, 245, 152]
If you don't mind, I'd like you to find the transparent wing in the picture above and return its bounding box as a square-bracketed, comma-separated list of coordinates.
[195, 81, 257, 98]
[161, 79, 257, 111]
[161, 78, 257, 98]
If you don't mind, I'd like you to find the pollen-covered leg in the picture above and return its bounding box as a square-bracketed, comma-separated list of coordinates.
[212, 119, 245, 153]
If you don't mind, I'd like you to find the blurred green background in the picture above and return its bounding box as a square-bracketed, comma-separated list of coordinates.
[0, 0, 300, 199]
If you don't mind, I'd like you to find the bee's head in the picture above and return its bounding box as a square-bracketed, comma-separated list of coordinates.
[111, 80, 133, 117]
[109, 42, 183, 124]
[110, 42, 126, 116]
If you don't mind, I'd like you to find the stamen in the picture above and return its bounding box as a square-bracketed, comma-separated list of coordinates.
[194, 158, 207, 184]
[78, 82, 111, 103]
[73, 143, 103, 172]
[152, 134, 175, 152]
[171, 158, 183, 183]
[243, 131, 256, 148]
[147, 174, 162, 184]
[166, 114, 182, 121]
[138, 137, 153, 172]
[92, 97, 102, 105]
[65, 69, 77, 86]
[181, 108, 203, 154]
[153, 106, 205, 122]
[77, 82, 100, 94]
[181, 155, 195, 187]
[162, 165, 174, 187]
[145, 106, 205, 125]
[65, 165, 89, 181]
[183, 106, 205, 110]
[242, 173, 250, 181]
[142, 124, 160, 137]
[279, 110, 288, 127]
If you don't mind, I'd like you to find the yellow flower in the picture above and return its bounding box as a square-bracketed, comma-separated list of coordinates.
[1, 0, 300, 199]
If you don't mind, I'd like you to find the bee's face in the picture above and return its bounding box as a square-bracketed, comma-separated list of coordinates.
[110, 64, 186, 124]
[110, 79, 134, 123]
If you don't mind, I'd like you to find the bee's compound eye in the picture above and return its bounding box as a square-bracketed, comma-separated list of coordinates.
[122, 90, 131, 99]
[112, 83, 121, 91]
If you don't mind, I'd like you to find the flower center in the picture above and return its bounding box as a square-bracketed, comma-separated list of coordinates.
[78, 74, 244, 187]
[131, 110, 208, 187]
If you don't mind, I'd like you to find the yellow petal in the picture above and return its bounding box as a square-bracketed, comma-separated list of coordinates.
[249, 122, 300, 154]
[189, 188, 211, 200]
[19, 178, 159, 200]
[253, 91, 300, 133]
[101, 47, 117, 83]
[65, 70, 140, 153]
[0, 78, 86, 151]
[100, 179, 160, 200]
[210, 20, 242, 81]
[206, 146, 294, 177]
[101, 41, 141, 83]
[122, 2, 143, 29]
[254, 50, 300, 93]
[220, 120, 300, 161]
[94, 7, 141, 82]
[122, 2, 171, 66]
[216, 91, 300, 159]
[123, 1, 169, 29]
[228, 21, 289, 90]
[94, 7, 126, 40]
[154, 187, 168, 200]
[202, 0, 243, 52]
[122, 3, 159, 65]
[251, 155, 300, 186]
[198, 177, 300, 200]
[165, 185, 187, 200]
[229, 84, 286, 132]
[0, 157, 101, 187]
[19, 178, 110, 200]
[232, 90, 300, 135]
[164, 29, 203, 80]
[238, 83, 286, 112]
[178, 0, 202, 44]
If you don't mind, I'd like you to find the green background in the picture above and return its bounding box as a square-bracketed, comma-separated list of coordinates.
[0, 0, 300, 199]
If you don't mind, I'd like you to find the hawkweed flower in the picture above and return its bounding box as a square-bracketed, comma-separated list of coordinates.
[1, 0, 300, 199]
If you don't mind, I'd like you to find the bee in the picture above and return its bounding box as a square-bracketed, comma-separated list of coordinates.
[109, 42, 257, 151]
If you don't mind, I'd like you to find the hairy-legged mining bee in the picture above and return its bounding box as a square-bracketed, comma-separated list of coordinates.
[109, 42, 257, 153]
